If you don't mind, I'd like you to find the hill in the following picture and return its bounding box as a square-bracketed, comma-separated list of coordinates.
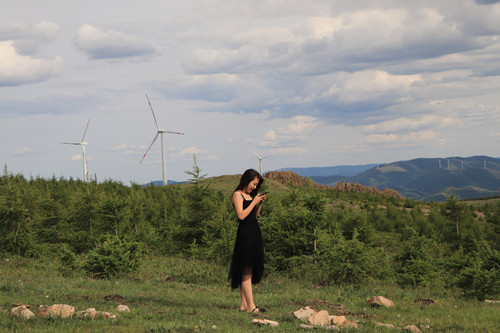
[348, 156, 500, 201]
[282, 156, 500, 201]
[278, 164, 376, 177]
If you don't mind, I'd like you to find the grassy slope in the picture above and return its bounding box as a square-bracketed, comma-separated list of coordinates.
[1, 255, 499, 333]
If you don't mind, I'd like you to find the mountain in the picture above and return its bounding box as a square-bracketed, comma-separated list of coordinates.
[279, 156, 500, 201]
[277, 164, 376, 177]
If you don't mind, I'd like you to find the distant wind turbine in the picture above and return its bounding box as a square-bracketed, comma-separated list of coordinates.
[140, 94, 184, 186]
[250, 148, 271, 175]
[61, 118, 90, 182]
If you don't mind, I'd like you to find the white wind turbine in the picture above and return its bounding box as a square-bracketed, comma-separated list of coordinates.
[140, 94, 184, 186]
[61, 118, 90, 182]
[250, 148, 271, 175]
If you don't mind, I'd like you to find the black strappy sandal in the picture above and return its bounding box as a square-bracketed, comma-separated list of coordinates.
[252, 307, 266, 313]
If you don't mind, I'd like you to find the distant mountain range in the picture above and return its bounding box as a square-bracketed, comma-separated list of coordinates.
[279, 156, 500, 201]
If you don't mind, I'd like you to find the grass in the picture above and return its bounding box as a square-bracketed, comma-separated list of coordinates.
[1, 255, 499, 332]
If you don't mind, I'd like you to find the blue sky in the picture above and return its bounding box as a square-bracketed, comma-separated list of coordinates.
[1, 0, 500, 184]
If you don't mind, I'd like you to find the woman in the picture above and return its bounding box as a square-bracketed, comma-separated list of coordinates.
[228, 169, 268, 313]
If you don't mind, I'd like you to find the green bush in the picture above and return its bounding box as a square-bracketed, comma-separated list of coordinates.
[84, 235, 142, 278]
[314, 229, 391, 285]
[456, 245, 500, 300]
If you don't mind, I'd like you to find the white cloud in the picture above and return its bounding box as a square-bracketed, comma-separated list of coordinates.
[0, 41, 63, 86]
[75, 24, 155, 60]
[33, 21, 60, 40]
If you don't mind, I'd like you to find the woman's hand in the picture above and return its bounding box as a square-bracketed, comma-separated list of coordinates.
[253, 192, 267, 206]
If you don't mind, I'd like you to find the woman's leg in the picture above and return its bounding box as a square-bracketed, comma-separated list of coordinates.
[240, 266, 256, 311]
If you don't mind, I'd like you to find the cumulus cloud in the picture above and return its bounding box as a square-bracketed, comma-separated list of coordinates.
[259, 115, 321, 155]
[0, 41, 63, 86]
[366, 130, 444, 146]
[361, 115, 461, 134]
[0, 20, 61, 55]
[75, 24, 155, 60]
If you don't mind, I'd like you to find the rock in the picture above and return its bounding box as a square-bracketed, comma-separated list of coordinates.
[376, 322, 396, 329]
[12, 303, 33, 309]
[36, 304, 75, 318]
[300, 323, 315, 329]
[293, 306, 316, 321]
[75, 308, 98, 319]
[11, 306, 35, 319]
[366, 296, 395, 308]
[485, 299, 500, 304]
[329, 315, 347, 325]
[403, 324, 422, 333]
[342, 320, 358, 328]
[325, 325, 340, 331]
[97, 311, 117, 319]
[252, 318, 279, 327]
[117, 304, 130, 313]
[308, 310, 331, 326]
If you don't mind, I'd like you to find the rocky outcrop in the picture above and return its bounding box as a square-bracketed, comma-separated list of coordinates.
[264, 171, 328, 189]
[335, 181, 402, 198]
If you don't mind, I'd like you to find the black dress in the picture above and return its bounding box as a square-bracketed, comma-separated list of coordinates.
[228, 192, 264, 290]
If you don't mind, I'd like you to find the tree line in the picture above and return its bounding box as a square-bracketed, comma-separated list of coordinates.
[1, 164, 499, 299]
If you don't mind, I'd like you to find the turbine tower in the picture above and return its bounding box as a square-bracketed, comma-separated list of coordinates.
[140, 94, 184, 186]
[250, 148, 271, 175]
[61, 118, 90, 182]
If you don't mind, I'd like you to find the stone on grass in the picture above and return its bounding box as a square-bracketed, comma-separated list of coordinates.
[97, 311, 117, 319]
[308, 310, 331, 326]
[329, 315, 347, 325]
[11, 306, 35, 320]
[366, 296, 394, 308]
[117, 304, 130, 313]
[252, 318, 279, 327]
[300, 323, 315, 329]
[403, 324, 422, 333]
[36, 304, 75, 318]
[293, 306, 316, 321]
[75, 308, 98, 319]
[376, 322, 396, 329]
[341, 320, 358, 328]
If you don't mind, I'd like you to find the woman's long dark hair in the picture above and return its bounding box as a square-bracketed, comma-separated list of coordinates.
[235, 169, 264, 197]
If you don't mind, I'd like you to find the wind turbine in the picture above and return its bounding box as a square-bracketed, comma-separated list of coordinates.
[61, 118, 90, 182]
[140, 94, 184, 186]
[250, 148, 271, 175]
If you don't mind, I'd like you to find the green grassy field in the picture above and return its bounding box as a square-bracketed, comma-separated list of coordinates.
[1, 255, 498, 333]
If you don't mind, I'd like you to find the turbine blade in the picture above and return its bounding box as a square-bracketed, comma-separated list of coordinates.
[81, 117, 90, 142]
[139, 132, 159, 164]
[163, 130, 184, 135]
[250, 147, 262, 159]
[146, 94, 160, 130]
[61, 142, 81, 145]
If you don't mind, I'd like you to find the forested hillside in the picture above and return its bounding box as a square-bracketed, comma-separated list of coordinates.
[1, 165, 499, 300]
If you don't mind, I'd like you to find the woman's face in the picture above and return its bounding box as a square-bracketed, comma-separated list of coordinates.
[244, 177, 259, 194]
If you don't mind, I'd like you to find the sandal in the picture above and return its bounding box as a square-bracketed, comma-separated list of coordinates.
[252, 307, 266, 313]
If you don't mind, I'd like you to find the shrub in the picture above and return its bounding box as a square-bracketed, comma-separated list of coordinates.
[314, 229, 391, 285]
[84, 235, 141, 278]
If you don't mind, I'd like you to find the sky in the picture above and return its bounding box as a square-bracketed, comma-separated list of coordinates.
[1, 0, 500, 184]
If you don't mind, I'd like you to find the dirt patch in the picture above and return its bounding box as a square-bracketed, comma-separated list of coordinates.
[103, 294, 127, 302]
